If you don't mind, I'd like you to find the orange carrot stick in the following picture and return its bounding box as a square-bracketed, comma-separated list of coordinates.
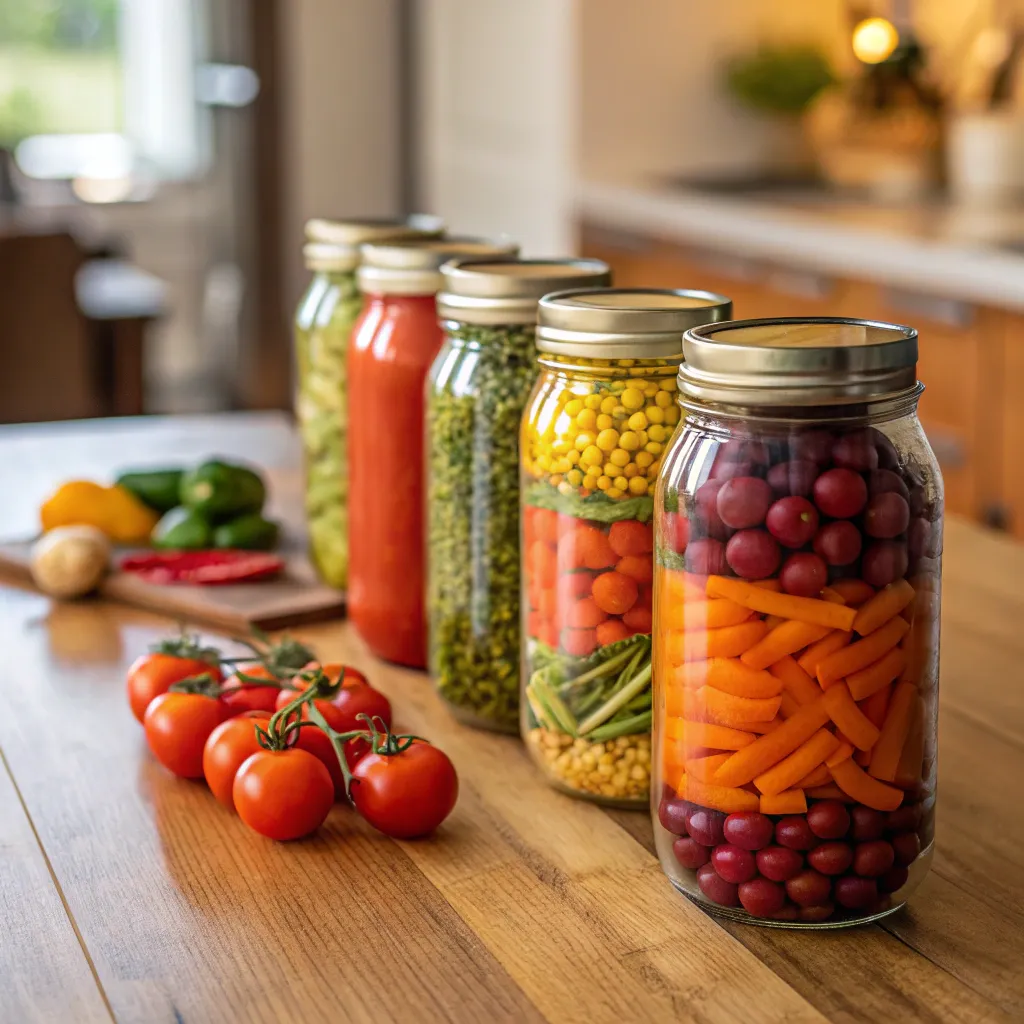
[760, 789, 807, 814]
[826, 740, 855, 768]
[794, 763, 831, 788]
[854, 749, 872, 767]
[752, 579, 783, 592]
[828, 579, 875, 606]
[894, 695, 925, 790]
[765, 615, 785, 631]
[740, 621, 832, 671]
[676, 658, 783, 698]
[779, 690, 801, 719]
[831, 757, 904, 811]
[852, 578, 916, 636]
[806, 784, 856, 801]
[769, 655, 822, 705]
[846, 647, 907, 702]
[694, 686, 782, 727]
[820, 587, 847, 605]
[662, 598, 752, 632]
[816, 616, 910, 687]
[746, 717, 784, 734]
[797, 630, 853, 678]
[684, 752, 733, 782]
[823, 682, 881, 750]
[861, 683, 892, 729]
[664, 718, 756, 750]
[664, 760, 685, 792]
[705, 576, 857, 630]
[712, 696, 830, 787]
[676, 773, 761, 813]
[869, 680, 917, 782]
[662, 570, 707, 605]
[753, 728, 840, 795]
[670, 620, 769, 663]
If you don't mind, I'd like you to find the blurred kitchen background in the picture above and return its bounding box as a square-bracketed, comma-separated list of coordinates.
[2, 0, 1024, 535]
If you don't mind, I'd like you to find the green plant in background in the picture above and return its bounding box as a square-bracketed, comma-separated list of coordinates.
[725, 45, 836, 115]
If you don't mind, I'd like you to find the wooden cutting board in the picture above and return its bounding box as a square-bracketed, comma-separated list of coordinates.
[0, 538, 346, 633]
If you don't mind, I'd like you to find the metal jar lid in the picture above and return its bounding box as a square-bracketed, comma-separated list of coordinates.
[302, 214, 444, 272]
[358, 237, 519, 296]
[536, 288, 733, 359]
[437, 258, 612, 325]
[679, 317, 920, 407]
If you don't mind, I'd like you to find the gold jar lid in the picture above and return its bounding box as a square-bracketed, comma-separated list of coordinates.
[680, 317, 919, 407]
[536, 288, 733, 359]
[302, 215, 444, 272]
[437, 258, 611, 325]
[358, 237, 519, 296]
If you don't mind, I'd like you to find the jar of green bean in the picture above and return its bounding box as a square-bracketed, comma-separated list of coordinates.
[426, 258, 611, 731]
[294, 216, 442, 587]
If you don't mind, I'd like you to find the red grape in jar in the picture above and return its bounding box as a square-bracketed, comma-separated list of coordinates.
[718, 439, 771, 467]
[686, 808, 726, 846]
[717, 477, 773, 529]
[658, 797, 691, 835]
[853, 840, 895, 878]
[807, 841, 854, 876]
[864, 492, 910, 539]
[832, 430, 880, 472]
[878, 864, 910, 894]
[780, 552, 828, 597]
[726, 529, 780, 579]
[722, 811, 775, 851]
[711, 844, 758, 884]
[694, 479, 730, 539]
[813, 468, 868, 519]
[673, 837, 711, 870]
[767, 460, 819, 498]
[696, 862, 739, 907]
[909, 517, 938, 559]
[775, 816, 818, 850]
[862, 540, 909, 588]
[850, 806, 886, 841]
[756, 845, 804, 882]
[813, 520, 863, 566]
[766, 496, 819, 548]
[785, 869, 833, 907]
[871, 428, 901, 470]
[738, 878, 787, 917]
[890, 831, 922, 867]
[868, 468, 910, 500]
[833, 876, 878, 910]
[886, 804, 924, 832]
[807, 800, 851, 839]
[685, 538, 727, 575]
[789, 429, 834, 466]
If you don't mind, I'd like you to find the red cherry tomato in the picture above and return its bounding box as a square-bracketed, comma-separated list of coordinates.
[127, 653, 222, 723]
[292, 722, 372, 800]
[203, 712, 271, 808]
[275, 662, 390, 733]
[350, 739, 458, 839]
[233, 748, 334, 841]
[220, 663, 283, 716]
[144, 692, 228, 778]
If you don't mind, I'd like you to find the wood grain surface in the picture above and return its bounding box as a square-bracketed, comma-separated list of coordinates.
[0, 416, 1022, 1023]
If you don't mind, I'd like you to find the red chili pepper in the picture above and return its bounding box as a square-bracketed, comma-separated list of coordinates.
[120, 550, 284, 585]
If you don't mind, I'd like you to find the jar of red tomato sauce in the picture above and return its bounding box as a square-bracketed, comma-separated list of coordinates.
[520, 288, 732, 806]
[653, 317, 942, 926]
[348, 236, 518, 667]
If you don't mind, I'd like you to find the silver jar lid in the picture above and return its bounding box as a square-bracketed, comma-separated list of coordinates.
[358, 237, 519, 296]
[437, 258, 612, 325]
[680, 317, 919, 407]
[303, 215, 444, 272]
[536, 288, 733, 359]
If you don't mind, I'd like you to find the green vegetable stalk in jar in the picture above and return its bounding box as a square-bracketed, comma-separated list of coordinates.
[294, 216, 443, 588]
[427, 258, 611, 732]
[520, 288, 732, 806]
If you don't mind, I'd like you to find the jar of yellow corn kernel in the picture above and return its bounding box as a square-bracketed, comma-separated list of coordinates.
[520, 288, 733, 807]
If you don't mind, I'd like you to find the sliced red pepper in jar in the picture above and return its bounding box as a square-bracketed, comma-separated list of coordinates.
[119, 550, 284, 585]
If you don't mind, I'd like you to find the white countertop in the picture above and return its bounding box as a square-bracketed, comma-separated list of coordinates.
[577, 179, 1024, 312]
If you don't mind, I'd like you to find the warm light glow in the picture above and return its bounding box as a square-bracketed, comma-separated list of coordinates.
[852, 17, 899, 64]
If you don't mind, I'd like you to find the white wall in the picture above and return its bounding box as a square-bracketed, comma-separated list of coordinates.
[279, 0, 403, 311]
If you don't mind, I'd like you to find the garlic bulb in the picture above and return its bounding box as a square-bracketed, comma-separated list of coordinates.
[30, 526, 111, 599]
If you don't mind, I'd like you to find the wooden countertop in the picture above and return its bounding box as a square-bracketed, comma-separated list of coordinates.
[1, 413, 1022, 1023]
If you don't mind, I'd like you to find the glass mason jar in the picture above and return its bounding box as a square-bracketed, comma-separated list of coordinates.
[652, 317, 942, 927]
[294, 216, 443, 588]
[427, 258, 611, 732]
[348, 237, 518, 668]
[520, 289, 733, 806]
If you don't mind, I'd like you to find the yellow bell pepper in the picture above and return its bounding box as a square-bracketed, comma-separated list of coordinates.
[40, 481, 159, 544]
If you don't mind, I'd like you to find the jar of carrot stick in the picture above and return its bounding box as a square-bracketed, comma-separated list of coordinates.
[653, 317, 941, 927]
